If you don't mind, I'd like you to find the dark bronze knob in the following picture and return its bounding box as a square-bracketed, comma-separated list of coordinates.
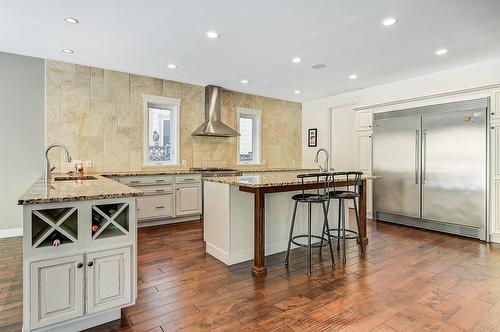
[77, 263, 83, 269]
[88, 261, 94, 267]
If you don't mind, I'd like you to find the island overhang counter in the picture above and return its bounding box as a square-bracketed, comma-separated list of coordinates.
[203, 171, 380, 276]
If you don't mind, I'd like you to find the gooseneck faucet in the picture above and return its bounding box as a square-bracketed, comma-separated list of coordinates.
[44, 143, 72, 183]
[314, 148, 330, 172]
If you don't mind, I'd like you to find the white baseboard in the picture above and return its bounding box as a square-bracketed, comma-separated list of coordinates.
[0, 227, 23, 238]
[490, 233, 500, 243]
[137, 215, 201, 228]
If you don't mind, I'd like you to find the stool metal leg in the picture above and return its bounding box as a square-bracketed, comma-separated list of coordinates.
[337, 200, 342, 251]
[307, 203, 312, 275]
[321, 201, 335, 267]
[318, 198, 330, 256]
[285, 200, 299, 265]
[341, 199, 347, 264]
[353, 197, 366, 257]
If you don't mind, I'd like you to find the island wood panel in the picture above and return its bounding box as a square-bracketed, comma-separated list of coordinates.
[239, 179, 368, 276]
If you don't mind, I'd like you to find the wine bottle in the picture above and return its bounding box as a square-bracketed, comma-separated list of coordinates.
[92, 214, 101, 234]
[51, 231, 62, 247]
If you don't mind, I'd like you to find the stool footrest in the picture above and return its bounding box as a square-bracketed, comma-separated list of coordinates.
[325, 228, 359, 240]
[291, 235, 331, 249]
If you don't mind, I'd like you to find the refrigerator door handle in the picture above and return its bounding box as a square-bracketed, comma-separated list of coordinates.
[415, 130, 420, 184]
[422, 129, 427, 184]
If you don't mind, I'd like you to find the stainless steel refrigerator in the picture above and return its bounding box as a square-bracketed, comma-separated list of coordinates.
[373, 98, 489, 240]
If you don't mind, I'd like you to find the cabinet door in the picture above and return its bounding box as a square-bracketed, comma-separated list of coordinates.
[492, 90, 500, 121]
[86, 247, 131, 314]
[356, 110, 373, 131]
[176, 184, 202, 216]
[493, 125, 500, 178]
[355, 132, 372, 173]
[30, 255, 84, 329]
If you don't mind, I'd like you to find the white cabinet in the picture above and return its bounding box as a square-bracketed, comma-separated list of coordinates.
[493, 125, 500, 178]
[30, 255, 84, 329]
[355, 131, 372, 173]
[176, 183, 202, 216]
[492, 90, 500, 121]
[355, 109, 373, 131]
[86, 247, 131, 314]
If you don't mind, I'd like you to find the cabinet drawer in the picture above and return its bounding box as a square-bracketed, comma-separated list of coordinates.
[176, 174, 201, 183]
[119, 175, 174, 186]
[137, 194, 173, 220]
[135, 185, 173, 196]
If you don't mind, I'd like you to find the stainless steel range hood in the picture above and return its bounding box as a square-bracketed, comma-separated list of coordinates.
[191, 85, 240, 137]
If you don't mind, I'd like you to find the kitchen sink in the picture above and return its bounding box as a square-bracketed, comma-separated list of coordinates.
[53, 175, 98, 181]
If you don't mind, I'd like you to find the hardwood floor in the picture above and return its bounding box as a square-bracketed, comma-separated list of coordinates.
[2, 217, 500, 331]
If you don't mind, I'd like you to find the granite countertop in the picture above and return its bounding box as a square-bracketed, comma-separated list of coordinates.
[204, 171, 381, 188]
[17, 168, 324, 205]
[17, 174, 143, 205]
[99, 167, 317, 177]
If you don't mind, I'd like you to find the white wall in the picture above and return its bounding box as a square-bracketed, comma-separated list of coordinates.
[0, 52, 45, 234]
[302, 57, 500, 167]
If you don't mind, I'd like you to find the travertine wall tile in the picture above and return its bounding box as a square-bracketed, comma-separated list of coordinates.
[45, 60, 301, 172]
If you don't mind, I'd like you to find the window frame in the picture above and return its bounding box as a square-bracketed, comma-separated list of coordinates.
[143, 95, 181, 166]
[236, 107, 262, 165]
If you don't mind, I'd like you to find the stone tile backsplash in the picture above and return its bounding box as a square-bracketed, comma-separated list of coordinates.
[45, 60, 302, 172]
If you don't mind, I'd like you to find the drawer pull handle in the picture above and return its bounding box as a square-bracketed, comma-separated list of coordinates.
[156, 206, 165, 209]
[183, 178, 195, 181]
[155, 189, 165, 192]
[130, 180, 140, 184]
[156, 179, 165, 182]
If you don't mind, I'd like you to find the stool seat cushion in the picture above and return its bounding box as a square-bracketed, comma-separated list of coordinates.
[292, 193, 329, 202]
[328, 190, 359, 199]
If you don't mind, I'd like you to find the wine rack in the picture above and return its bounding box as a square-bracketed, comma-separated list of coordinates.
[31, 207, 78, 248]
[91, 203, 130, 240]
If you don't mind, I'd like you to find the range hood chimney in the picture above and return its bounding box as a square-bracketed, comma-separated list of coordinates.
[191, 85, 240, 137]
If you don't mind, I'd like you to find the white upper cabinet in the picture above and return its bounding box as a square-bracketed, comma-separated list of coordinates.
[176, 183, 202, 216]
[355, 110, 373, 131]
[86, 246, 131, 315]
[355, 131, 372, 173]
[492, 90, 500, 121]
[30, 255, 84, 329]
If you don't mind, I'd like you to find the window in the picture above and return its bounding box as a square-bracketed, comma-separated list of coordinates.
[237, 108, 261, 164]
[143, 95, 180, 166]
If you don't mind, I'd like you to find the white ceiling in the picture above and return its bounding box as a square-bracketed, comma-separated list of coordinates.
[2, 0, 500, 102]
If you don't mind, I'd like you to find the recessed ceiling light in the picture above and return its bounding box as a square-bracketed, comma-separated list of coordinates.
[241, 79, 249, 84]
[293, 90, 301, 95]
[349, 74, 358, 80]
[382, 17, 398, 26]
[62, 49, 74, 54]
[167, 64, 177, 69]
[206, 31, 220, 39]
[311, 63, 326, 70]
[435, 49, 448, 56]
[64, 17, 79, 24]
[292, 57, 302, 63]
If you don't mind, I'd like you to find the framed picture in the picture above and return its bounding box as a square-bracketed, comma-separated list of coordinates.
[308, 128, 317, 147]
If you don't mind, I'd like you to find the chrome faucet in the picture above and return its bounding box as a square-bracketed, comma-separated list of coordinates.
[314, 148, 330, 172]
[44, 144, 72, 183]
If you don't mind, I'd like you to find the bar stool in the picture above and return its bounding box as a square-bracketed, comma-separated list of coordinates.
[321, 171, 365, 264]
[285, 172, 335, 275]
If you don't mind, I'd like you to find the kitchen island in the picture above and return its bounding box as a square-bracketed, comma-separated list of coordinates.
[18, 174, 142, 332]
[203, 171, 379, 276]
